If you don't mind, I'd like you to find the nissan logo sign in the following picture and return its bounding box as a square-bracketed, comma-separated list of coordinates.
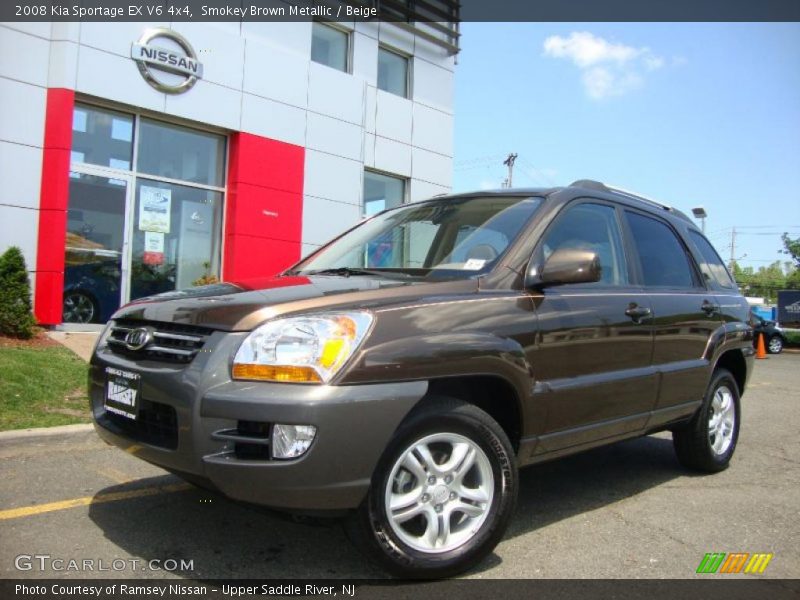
[124, 327, 153, 351]
[131, 28, 203, 94]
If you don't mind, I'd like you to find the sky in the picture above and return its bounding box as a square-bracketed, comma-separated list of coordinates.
[451, 22, 800, 271]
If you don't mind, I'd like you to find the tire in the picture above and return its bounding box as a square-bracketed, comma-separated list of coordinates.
[345, 397, 518, 578]
[673, 368, 740, 473]
[767, 335, 784, 354]
[63, 291, 98, 323]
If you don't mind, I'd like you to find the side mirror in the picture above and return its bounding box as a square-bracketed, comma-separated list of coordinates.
[527, 248, 601, 288]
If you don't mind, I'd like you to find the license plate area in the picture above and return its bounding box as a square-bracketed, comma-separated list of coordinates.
[104, 367, 141, 420]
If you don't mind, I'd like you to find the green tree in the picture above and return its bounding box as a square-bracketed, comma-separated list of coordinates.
[781, 233, 800, 269]
[0, 246, 36, 339]
[733, 261, 788, 303]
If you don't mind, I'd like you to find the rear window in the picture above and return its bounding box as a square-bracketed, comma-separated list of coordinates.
[625, 211, 699, 289]
[689, 230, 735, 288]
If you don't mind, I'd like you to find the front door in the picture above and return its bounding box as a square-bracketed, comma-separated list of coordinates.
[526, 201, 657, 456]
[62, 169, 133, 324]
[129, 179, 222, 302]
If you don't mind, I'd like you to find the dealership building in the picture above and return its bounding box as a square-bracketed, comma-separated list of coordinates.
[0, 10, 458, 325]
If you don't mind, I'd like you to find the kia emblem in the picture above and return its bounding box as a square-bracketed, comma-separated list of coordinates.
[124, 327, 153, 351]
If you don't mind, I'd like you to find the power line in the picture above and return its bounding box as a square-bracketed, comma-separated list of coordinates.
[518, 158, 558, 187]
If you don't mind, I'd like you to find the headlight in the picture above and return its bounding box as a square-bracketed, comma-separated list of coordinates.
[232, 312, 373, 383]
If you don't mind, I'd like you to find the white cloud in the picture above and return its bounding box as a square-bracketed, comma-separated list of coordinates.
[582, 67, 643, 100]
[543, 31, 641, 68]
[543, 31, 669, 100]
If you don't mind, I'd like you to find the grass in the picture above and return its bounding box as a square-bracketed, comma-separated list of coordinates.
[0, 344, 91, 430]
[785, 330, 800, 346]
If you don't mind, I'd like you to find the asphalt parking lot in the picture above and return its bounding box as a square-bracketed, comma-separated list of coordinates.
[1, 354, 798, 580]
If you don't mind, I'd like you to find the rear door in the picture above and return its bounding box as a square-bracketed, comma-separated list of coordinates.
[528, 201, 657, 455]
[622, 209, 723, 428]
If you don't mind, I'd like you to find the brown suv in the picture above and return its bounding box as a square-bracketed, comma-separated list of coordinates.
[90, 180, 754, 578]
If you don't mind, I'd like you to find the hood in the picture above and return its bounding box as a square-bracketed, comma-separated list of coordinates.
[111, 275, 478, 331]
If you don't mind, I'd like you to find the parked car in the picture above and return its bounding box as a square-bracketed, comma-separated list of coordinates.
[63, 260, 122, 323]
[63, 260, 176, 324]
[90, 180, 754, 578]
[751, 312, 786, 354]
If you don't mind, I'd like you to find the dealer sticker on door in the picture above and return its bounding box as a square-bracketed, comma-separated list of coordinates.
[104, 367, 141, 420]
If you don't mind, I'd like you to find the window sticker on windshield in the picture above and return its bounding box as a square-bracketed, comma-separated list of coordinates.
[463, 259, 486, 270]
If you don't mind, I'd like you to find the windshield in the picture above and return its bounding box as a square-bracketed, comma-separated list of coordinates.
[292, 196, 542, 279]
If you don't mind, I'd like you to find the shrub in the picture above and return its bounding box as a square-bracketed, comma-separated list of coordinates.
[0, 246, 36, 339]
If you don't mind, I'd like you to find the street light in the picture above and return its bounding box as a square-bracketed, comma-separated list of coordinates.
[691, 206, 707, 233]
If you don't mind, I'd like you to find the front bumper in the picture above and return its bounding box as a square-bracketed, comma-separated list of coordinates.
[90, 330, 427, 511]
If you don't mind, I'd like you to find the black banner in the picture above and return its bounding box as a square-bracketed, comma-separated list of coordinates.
[2, 579, 800, 600]
[2, 0, 800, 23]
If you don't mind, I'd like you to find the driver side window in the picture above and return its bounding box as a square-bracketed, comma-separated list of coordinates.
[541, 203, 628, 286]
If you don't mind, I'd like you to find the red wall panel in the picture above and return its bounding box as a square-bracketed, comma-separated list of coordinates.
[225, 184, 302, 242]
[227, 133, 304, 193]
[224, 133, 305, 283]
[223, 234, 302, 282]
[35, 88, 74, 325]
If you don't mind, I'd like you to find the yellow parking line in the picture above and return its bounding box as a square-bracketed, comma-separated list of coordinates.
[0, 482, 192, 521]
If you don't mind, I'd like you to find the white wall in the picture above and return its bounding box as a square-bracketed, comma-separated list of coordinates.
[0, 24, 49, 273]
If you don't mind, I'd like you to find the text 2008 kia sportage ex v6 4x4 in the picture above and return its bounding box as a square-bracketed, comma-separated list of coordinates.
[91, 180, 753, 578]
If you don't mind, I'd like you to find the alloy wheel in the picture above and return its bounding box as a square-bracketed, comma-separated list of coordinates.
[63, 293, 95, 323]
[384, 432, 494, 554]
[708, 385, 736, 456]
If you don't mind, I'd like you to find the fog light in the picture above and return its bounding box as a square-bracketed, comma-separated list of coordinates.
[272, 424, 317, 459]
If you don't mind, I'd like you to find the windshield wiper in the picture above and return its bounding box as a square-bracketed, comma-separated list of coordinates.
[303, 267, 411, 279]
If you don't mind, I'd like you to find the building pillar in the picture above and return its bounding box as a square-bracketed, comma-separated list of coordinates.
[34, 88, 74, 325]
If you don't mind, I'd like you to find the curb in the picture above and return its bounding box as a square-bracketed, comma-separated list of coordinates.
[0, 423, 94, 441]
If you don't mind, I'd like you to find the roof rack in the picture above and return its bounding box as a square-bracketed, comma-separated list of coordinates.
[568, 179, 672, 212]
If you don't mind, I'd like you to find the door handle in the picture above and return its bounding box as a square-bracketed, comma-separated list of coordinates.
[625, 304, 652, 322]
[701, 300, 720, 316]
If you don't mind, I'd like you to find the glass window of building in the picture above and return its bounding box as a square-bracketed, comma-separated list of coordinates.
[71, 105, 133, 170]
[137, 119, 225, 187]
[63, 104, 226, 324]
[311, 22, 349, 72]
[377, 47, 410, 98]
[364, 171, 406, 216]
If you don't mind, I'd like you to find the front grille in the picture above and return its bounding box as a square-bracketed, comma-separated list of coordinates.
[107, 319, 213, 363]
[103, 399, 178, 450]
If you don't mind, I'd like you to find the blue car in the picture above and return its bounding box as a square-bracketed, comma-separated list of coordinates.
[63, 260, 175, 323]
[63, 260, 122, 323]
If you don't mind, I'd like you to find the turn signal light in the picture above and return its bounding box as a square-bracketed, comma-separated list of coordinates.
[231, 364, 322, 383]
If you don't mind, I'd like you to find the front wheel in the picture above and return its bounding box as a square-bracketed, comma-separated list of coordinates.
[345, 397, 518, 578]
[673, 368, 740, 472]
[767, 335, 784, 354]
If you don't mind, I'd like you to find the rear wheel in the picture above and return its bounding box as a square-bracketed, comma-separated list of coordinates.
[673, 368, 740, 472]
[767, 335, 783, 354]
[345, 397, 517, 578]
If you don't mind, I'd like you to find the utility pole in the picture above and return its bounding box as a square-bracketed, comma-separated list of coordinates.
[503, 153, 518, 188]
[729, 227, 737, 269]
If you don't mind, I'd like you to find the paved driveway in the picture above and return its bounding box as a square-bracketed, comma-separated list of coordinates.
[1, 354, 798, 579]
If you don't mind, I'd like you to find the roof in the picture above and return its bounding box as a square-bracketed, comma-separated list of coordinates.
[431, 180, 694, 225]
